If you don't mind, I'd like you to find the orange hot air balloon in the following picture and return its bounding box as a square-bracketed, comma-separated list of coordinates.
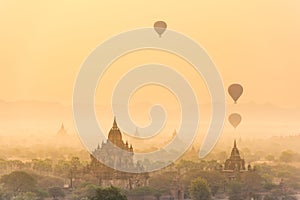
[154, 21, 167, 37]
[228, 83, 243, 104]
[228, 113, 242, 129]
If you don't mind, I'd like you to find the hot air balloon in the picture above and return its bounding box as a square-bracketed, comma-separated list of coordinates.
[228, 113, 242, 129]
[228, 83, 243, 104]
[154, 21, 167, 37]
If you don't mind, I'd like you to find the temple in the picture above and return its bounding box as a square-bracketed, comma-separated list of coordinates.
[92, 117, 135, 170]
[89, 117, 148, 189]
[223, 140, 249, 180]
[224, 140, 246, 171]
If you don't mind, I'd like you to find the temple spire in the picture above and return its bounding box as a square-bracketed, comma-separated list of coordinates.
[112, 116, 119, 130]
[56, 122, 67, 136]
[234, 139, 237, 148]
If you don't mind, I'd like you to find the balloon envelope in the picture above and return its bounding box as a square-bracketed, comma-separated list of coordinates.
[154, 21, 167, 37]
[229, 113, 242, 128]
[228, 84, 243, 104]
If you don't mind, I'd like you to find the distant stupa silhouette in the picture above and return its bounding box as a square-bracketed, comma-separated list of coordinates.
[56, 123, 67, 136]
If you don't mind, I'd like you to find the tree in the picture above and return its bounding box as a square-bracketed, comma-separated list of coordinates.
[189, 177, 211, 200]
[53, 157, 83, 189]
[48, 187, 65, 200]
[280, 151, 295, 163]
[228, 181, 245, 200]
[73, 183, 101, 199]
[53, 160, 70, 178]
[0, 159, 8, 174]
[92, 186, 127, 200]
[240, 171, 264, 198]
[198, 171, 226, 196]
[265, 155, 275, 162]
[15, 192, 38, 200]
[182, 169, 226, 196]
[264, 195, 279, 200]
[32, 159, 53, 175]
[0, 171, 36, 196]
[37, 176, 64, 190]
[69, 157, 82, 188]
[33, 189, 49, 200]
[149, 171, 176, 191]
[128, 186, 165, 200]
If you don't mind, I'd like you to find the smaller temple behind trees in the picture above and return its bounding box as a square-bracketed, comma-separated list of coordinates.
[222, 140, 251, 180]
[224, 140, 246, 171]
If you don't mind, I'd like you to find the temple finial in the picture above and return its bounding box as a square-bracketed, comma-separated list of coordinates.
[234, 139, 237, 148]
[113, 117, 117, 128]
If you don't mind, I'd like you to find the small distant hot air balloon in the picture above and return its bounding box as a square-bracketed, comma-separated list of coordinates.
[228, 83, 243, 104]
[229, 113, 242, 129]
[154, 21, 167, 37]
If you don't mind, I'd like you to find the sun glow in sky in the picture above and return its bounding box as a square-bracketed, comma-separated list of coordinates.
[0, 0, 300, 109]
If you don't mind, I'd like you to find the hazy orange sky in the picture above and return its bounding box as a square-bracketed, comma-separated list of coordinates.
[1, 0, 300, 108]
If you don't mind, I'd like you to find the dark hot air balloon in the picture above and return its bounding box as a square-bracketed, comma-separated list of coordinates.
[229, 113, 242, 129]
[154, 21, 167, 37]
[228, 83, 243, 104]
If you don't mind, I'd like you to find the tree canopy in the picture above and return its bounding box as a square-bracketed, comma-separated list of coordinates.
[48, 187, 65, 199]
[0, 171, 36, 195]
[92, 186, 127, 200]
[189, 177, 212, 200]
